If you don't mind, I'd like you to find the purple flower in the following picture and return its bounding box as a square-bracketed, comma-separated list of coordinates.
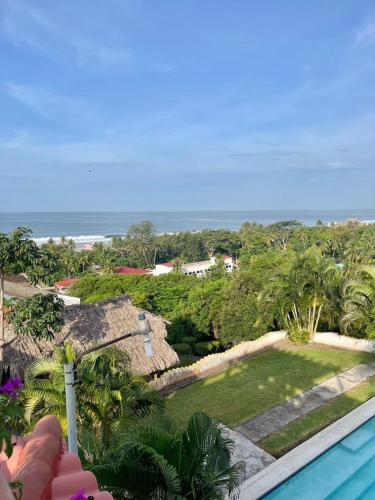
[70, 490, 88, 500]
[0, 376, 23, 398]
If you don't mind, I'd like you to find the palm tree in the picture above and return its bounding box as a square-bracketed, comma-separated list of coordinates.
[23, 347, 163, 445]
[259, 250, 341, 341]
[296, 228, 309, 249]
[85, 412, 243, 500]
[343, 240, 369, 268]
[341, 265, 375, 337]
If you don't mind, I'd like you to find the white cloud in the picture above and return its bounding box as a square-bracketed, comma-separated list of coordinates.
[0, 0, 169, 72]
[326, 161, 351, 170]
[5, 82, 95, 124]
[354, 20, 375, 47]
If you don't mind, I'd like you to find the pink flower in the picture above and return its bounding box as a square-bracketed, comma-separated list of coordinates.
[0, 376, 23, 398]
[70, 490, 88, 500]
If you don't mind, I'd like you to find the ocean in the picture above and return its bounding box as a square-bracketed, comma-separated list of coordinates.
[0, 210, 374, 245]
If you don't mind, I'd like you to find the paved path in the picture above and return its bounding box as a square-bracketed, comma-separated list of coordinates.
[221, 426, 275, 483]
[235, 362, 375, 443]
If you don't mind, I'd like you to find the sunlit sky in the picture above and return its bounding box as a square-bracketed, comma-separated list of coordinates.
[1, 0, 375, 211]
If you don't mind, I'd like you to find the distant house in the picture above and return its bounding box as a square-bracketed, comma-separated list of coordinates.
[151, 256, 235, 277]
[152, 262, 175, 276]
[4, 296, 179, 376]
[82, 243, 94, 251]
[4, 274, 80, 306]
[114, 266, 150, 275]
[55, 278, 79, 294]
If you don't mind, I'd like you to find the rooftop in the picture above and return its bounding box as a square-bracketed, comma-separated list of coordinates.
[114, 266, 150, 275]
[4, 296, 179, 376]
[55, 278, 79, 287]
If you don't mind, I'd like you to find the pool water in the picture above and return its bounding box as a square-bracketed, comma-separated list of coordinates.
[264, 417, 375, 499]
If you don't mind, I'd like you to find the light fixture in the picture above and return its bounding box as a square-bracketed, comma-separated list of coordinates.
[138, 311, 153, 358]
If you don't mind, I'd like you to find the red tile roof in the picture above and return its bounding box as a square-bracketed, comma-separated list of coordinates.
[55, 278, 79, 287]
[114, 266, 149, 275]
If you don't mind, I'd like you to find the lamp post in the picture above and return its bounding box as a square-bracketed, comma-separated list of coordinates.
[64, 312, 154, 454]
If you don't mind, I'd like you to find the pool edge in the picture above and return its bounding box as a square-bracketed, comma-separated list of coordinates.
[239, 396, 375, 499]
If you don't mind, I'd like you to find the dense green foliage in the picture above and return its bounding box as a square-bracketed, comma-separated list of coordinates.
[68, 220, 375, 348]
[83, 412, 243, 499]
[39, 222, 242, 279]
[21, 345, 242, 498]
[0, 227, 64, 373]
[8, 294, 64, 341]
[23, 347, 163, 447]
[0, 392, 23, 458]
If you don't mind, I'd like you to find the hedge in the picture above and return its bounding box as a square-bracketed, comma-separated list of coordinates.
[172, 343, 191, 355]
[194, 341, 220, 356]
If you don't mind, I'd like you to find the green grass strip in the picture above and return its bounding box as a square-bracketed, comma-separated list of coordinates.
[165, 347, 375, 428]
[260, 375, 375, 458]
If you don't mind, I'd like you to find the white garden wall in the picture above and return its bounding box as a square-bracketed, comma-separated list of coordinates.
[314, 332, 375, 353]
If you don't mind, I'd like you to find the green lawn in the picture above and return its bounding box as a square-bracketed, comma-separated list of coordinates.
[261, 375, 375, 457]
[165, 347, 375, 428]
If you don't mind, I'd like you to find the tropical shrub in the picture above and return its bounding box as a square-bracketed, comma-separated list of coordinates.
[259, 249, 342, 341]
[7, 294, 64, 341]
[172, 343, 191, 355]
[341, 266, 375, 338]
[287, 322, 310, 344]
[23, 346, 163, 445]
[85, 412, 244, 499]
[180, 336, 196, 346]
[0, 376, 24, 457]
[194, 341, 220, 356]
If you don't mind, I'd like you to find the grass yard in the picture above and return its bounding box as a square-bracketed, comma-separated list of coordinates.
[165, 346, 375, 428]
[260, 375, 375, 457]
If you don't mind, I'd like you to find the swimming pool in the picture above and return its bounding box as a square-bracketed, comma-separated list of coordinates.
[264, 416, 375, 499]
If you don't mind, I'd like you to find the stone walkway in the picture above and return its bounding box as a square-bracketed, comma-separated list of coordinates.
[235, 362, 375, 443]
[222, 426, 275, 482]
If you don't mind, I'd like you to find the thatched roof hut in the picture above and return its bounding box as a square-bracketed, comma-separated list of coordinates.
[4, 296, 179, 376]
[4, 274, 49, 298]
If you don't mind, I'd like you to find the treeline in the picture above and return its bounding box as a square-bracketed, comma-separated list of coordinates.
[43, 219, 375, 281]
[70, 219, 375, 355]
[41, 221, 242, 280]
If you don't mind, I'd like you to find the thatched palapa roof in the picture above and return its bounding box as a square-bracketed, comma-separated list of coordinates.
[4, 274, 50, 298]
[4, 296, 179, 376]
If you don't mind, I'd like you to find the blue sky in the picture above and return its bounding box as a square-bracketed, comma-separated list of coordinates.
[1, 0, 375, 211]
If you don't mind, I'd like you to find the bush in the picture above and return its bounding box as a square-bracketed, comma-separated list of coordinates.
[180, 336, 196, 347]
[194, 341, 220, 356]
[172, 343, 191, 355]
[288, 324, 310, 344]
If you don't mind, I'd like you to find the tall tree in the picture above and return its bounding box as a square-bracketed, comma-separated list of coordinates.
[126, 221, 156, 267]
[0, 228, 39, 370]
[0, 227, 62, 372]
[259, 249, 341, 341]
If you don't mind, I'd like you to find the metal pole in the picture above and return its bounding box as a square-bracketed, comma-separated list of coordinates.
[64, 362, 78, 454]
[64, 312, 153, 455]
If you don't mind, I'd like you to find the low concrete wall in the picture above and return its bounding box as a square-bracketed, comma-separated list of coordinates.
[152, 330, 287, 392]
[315, 332, 375, 353]
[56, 293, 81, 306]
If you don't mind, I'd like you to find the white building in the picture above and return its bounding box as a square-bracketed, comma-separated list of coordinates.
[152, 262, 175, 276]
[151, 256, 234, 277]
